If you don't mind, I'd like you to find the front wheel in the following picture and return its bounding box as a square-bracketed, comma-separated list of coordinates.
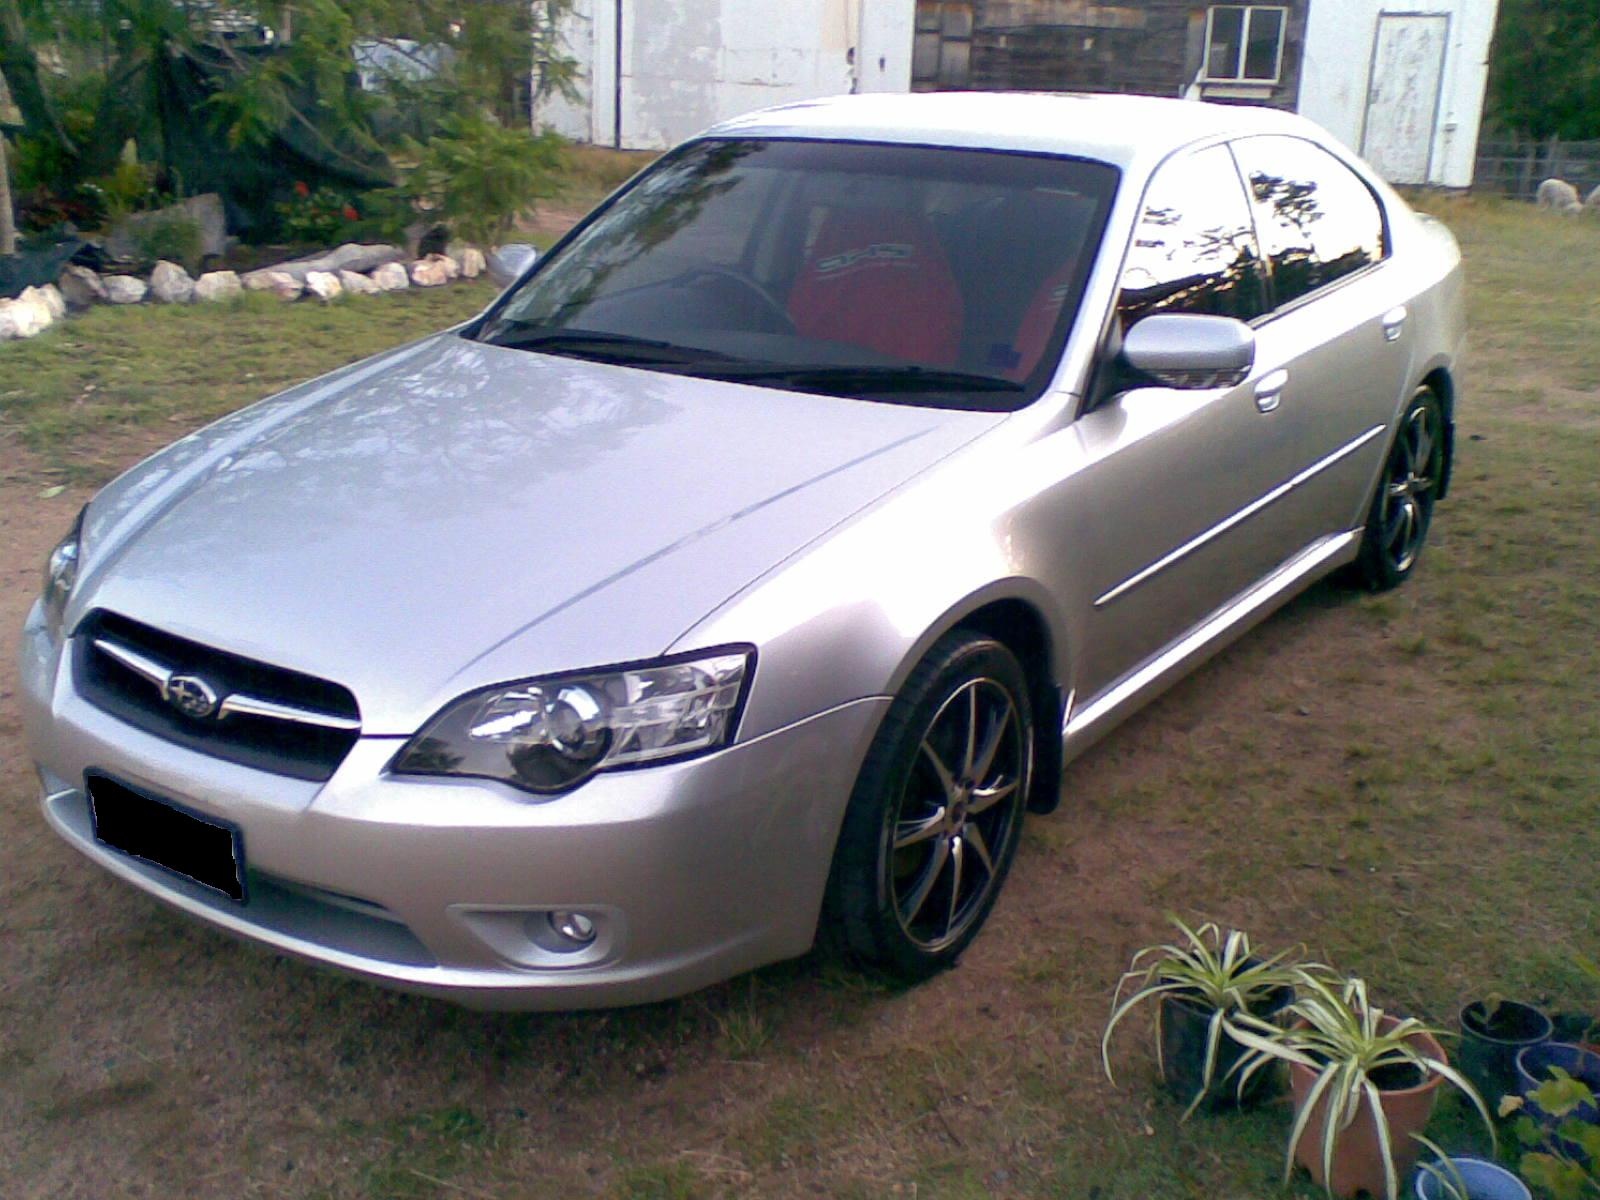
[820, 632, 1034, 982]
[1354, 386, 1446, 591]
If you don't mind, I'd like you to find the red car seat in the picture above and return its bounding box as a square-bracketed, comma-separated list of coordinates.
[786, 207, 964, 366]
[1007, 260, 1080, 381]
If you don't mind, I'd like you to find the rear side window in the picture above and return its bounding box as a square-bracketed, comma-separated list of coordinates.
[1230, 135, 1387, 308]
[1117, 144, 1268, 327]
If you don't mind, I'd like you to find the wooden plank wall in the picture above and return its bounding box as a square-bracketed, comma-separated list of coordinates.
[914, 0, 1308, 111]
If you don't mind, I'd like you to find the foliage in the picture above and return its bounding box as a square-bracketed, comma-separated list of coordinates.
[1486, 0, 1600, 139]
[1502, 1072, 1600, 1199]
[128, 211, 202, 268]
[0, 0, 577, 223]
[1229, 974, 1495, 1200]
[88, 161, 162, 220]
[275, 181, 366, 245]
[393, 113, 565, 247]
[1100, 919, 1308, 1120]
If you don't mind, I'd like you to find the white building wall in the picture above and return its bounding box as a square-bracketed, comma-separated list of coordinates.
[1298, 0, 1498, 187]
[535, 0, 915, 150]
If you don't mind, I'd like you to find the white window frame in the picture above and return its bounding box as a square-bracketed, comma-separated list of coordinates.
[1203, 5, 1288, 84]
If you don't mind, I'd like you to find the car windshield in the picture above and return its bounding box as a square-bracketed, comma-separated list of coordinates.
[474, 138, 1119, 410]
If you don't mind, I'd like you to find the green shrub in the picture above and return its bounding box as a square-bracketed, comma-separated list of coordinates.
[395, 113, 565, 246]
[131, 213, 203, 269]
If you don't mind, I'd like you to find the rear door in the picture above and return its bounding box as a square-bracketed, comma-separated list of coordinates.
[1230, 135, 1413, 546]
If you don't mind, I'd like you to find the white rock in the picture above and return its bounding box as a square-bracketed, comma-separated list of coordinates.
[103, 275, 149, 305]
[410, 253, 459, 287]
[242, 270, 303, 301]
[370, 262, 410, 291]
[269, 243, 406, 282]
[37, 284, 68, 321]
[458, 247, 487, 279]
[304, 270, 343, 301]
[337, 269, 379, 296]
[0, 289, 55, 338]
[150, 260, 196, 304]
[194, 270, 243, 303]
[1586, 183, 1600, 211]
[58, 265, 108, 308]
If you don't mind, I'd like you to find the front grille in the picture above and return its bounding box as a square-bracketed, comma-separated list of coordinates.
[76, 611, 361, 782]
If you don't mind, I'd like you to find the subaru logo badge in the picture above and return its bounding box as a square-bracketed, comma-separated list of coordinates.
[166, 674, 220, 720]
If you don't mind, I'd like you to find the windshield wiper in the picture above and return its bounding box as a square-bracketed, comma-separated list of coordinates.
[480, 326, 733, 366]
[696, 363, 1024, 395]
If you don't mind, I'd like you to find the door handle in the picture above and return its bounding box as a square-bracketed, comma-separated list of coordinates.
[1382, 305, 1408, 342]
[1254, 369, 1289, 413]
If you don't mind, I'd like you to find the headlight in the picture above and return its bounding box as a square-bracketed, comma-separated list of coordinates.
[391, 647, 753, 795]
[42, 507, 85, 640]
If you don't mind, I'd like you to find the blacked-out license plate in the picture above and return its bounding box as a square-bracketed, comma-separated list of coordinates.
[87, 773, 245, 901]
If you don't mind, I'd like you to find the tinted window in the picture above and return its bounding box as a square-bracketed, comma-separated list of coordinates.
[476, 138, 1118, 410]
[1231, 136, 1387, 307]
[1117, 145, 1268, 327]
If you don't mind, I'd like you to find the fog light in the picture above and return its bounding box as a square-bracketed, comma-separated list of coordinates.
[548, 910, 596, 947]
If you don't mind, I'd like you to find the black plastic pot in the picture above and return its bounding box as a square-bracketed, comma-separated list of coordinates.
[1459, 999, 1553, 1105]
[1158, 984, 1293, 1112]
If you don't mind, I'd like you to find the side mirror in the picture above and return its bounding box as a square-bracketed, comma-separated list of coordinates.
[1121, 313, 1256, 389]
[487, 243, 539, 287]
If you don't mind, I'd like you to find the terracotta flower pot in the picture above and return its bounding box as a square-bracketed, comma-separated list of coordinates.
[1288, 1018, 1447, 1199]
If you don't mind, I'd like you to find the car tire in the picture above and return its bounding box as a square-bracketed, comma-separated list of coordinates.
[1354, 385, 1447, 591]
[820, 631, 1034, 982]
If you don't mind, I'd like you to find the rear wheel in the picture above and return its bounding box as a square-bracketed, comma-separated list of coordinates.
[1354, 386, 1445, 591]
[821, 632, 1033, 982]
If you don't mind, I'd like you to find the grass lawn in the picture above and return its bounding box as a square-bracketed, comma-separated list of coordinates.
[0, 196, 1596, 1199]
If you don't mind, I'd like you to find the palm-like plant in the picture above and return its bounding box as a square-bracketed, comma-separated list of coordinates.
[1101, 919, 1305, 1119]
[1229, 974, 1496, 1200]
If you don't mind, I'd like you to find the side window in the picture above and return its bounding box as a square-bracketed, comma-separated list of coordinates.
[1117, 145, 1268, 328]
[1231, 136, 1387, 308]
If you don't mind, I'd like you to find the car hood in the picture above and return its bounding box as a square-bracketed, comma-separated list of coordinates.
[75, 336, 1002, 733]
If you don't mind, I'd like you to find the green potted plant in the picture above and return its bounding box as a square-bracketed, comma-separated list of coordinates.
[1101, 919, 1303, 1119]
[1501, 1068, 1600, 1198]
[1229, 973, 1495, 1200]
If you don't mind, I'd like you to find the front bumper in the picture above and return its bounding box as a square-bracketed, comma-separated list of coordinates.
[19, 603, 887, 1010]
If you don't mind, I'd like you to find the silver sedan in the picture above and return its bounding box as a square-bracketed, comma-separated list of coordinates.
[19, 93, 1461, 1009]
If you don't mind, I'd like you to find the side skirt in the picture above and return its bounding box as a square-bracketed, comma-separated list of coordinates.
[1059, 529, 1362, 763]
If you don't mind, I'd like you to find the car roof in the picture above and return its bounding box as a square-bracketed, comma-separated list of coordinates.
[704, 91, 1323, 172]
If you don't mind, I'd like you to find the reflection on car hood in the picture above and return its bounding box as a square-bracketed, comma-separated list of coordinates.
[76, 336, 1002, 732]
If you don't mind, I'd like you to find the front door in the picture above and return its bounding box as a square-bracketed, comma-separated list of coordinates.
[1361, 13, 1450, 185]
[1051, 143, 1306, 703]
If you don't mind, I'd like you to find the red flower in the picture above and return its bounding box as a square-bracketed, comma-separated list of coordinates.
[293, 180, 311, 198]
[342, 205, 359, 221]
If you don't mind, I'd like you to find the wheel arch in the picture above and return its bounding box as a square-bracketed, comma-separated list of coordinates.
[884, 585, 1068, 815]
[1418, 364, 1456, 500]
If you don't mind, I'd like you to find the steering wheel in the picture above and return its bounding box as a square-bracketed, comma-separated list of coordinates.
[674, 266, 795, 334]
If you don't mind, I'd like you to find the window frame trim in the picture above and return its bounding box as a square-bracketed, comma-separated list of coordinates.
[1202, 5, 1289, 85]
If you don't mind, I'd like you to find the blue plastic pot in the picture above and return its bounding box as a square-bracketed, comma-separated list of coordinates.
[1516, 1041, 1600, 1162]
[1412, 1157, 1531, 1200]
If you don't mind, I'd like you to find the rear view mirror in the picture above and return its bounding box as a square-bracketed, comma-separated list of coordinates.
[1122, 313, 1256, 389]
[487, 244, 539, 287]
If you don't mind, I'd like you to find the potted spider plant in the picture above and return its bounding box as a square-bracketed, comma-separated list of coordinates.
[1229, 974, 1495, 1200]
[1101, 919, 1301, 1119]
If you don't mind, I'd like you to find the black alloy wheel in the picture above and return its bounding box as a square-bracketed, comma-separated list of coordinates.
[821, 631, 1034, 981]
